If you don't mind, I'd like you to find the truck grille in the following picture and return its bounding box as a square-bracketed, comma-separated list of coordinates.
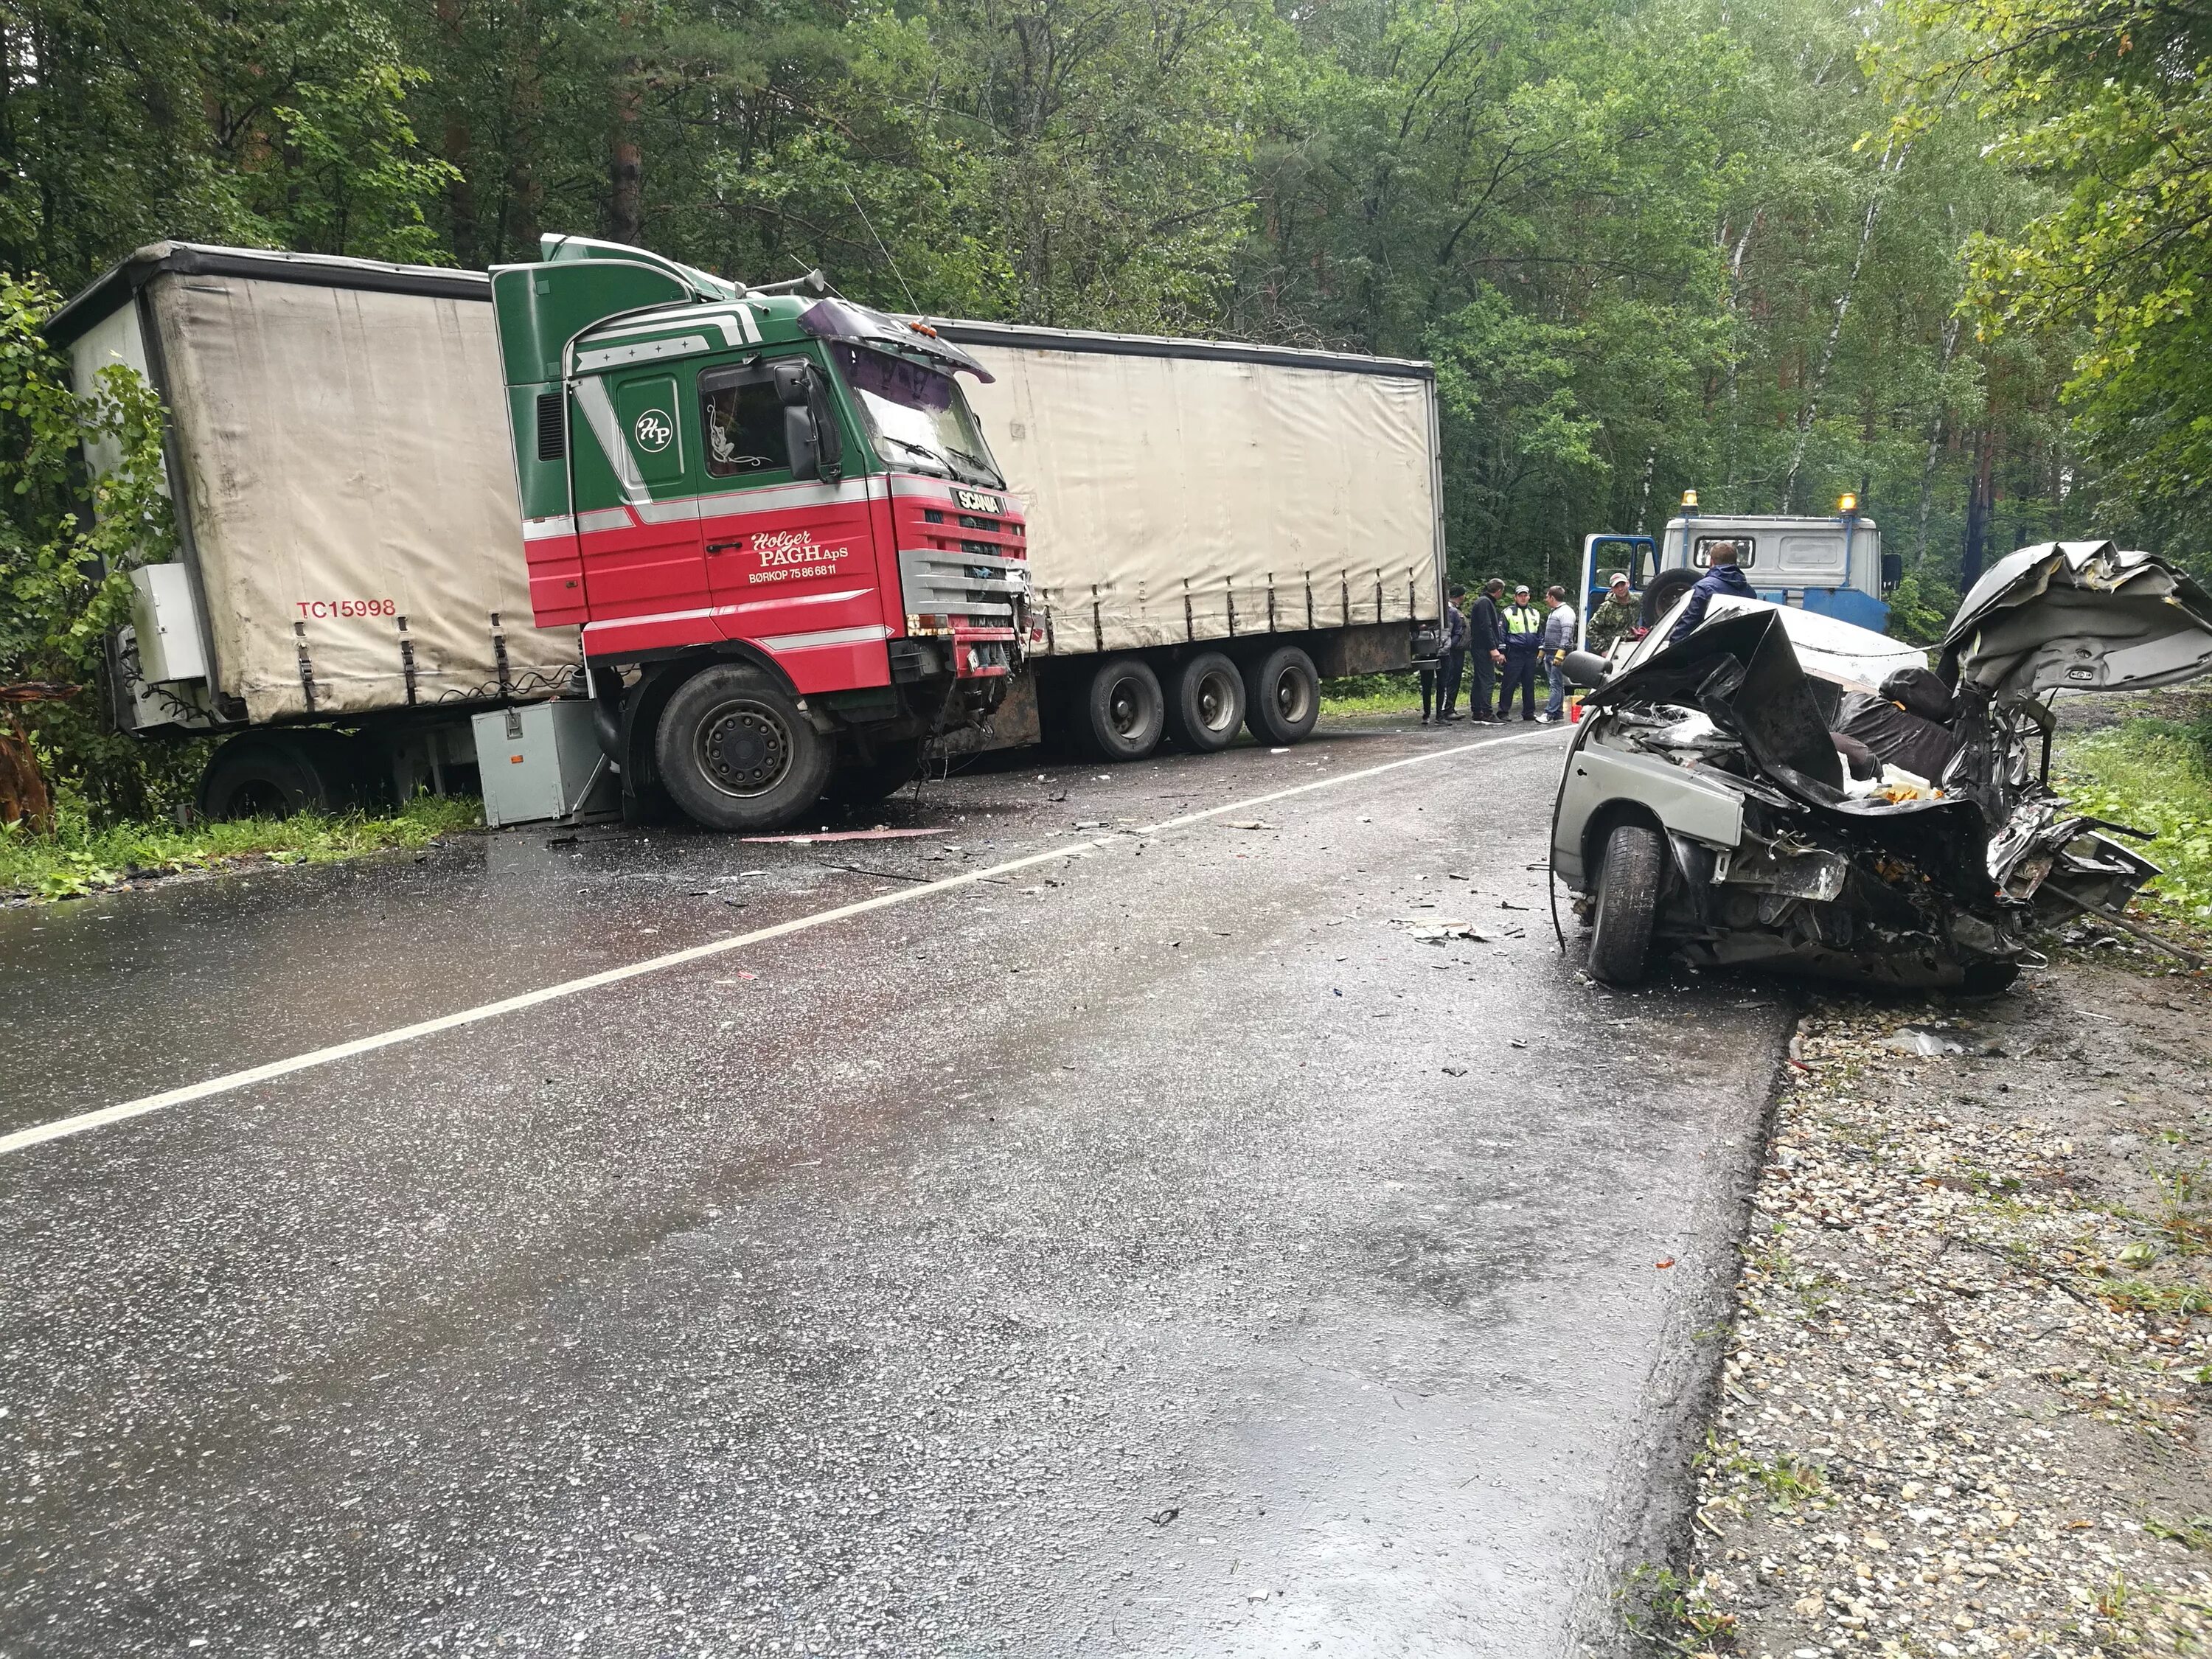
[899, 546, 1029, 627]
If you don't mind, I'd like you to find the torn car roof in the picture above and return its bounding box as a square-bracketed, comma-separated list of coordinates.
[1942, 540, 2212, 696]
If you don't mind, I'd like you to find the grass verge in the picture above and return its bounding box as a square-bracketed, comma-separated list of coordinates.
[0, 795, 484, 902]
[1320, 671, 1422, 715]
[2056, 711, 2212, 928]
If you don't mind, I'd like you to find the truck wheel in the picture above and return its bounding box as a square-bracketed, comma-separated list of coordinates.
[1587, 821, 1663, 985]
[655, 664, 832, 832]
[197, 731, 366, 820]
[1242, 645, 1320, 745]
[826, 747, 919, 806]
[1164, 652, 1246, 754]
[1082, 656, 1165, 761]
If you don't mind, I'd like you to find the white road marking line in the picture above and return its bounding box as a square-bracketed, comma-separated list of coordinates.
[1, 727, 1560, 1158]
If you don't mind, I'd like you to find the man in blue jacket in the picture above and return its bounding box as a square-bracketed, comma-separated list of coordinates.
[1666, 541, 1756, 644]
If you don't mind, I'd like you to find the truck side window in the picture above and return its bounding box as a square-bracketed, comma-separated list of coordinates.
[702, 378, 789, 477]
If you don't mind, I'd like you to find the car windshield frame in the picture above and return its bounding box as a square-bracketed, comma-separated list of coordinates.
[828, 343, 1005, 489]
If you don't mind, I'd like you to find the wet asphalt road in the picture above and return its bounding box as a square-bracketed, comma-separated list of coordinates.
[0, 717, 1790, 1657]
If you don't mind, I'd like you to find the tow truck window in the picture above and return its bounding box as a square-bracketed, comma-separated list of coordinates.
[1693, 535, 1756, 569]
[700, 375, 790, 477]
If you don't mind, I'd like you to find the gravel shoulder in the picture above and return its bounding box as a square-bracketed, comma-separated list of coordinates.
[1664, 945, 2212, 1658]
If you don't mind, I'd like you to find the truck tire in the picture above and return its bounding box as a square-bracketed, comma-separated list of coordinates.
[1641, 567, 1700, 631]
[1164, 651, 1245, 754]
[655, 664, 832, 832]
[826, 748, 918, 807]
[1587, 821, 1663, 986]
[1242, 645, 1320, 745]
[1082, 656, 1165, 761]
[197, 730, 367, 820]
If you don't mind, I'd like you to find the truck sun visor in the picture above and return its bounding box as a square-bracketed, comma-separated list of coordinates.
[796, 297, 994, 383]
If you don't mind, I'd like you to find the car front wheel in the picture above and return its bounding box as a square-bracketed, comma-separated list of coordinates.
[1587, 821, 1663, 984]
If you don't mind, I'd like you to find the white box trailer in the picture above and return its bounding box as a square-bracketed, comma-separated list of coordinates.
[48, 243, 582, 816]
[50, 243, 1444, 819]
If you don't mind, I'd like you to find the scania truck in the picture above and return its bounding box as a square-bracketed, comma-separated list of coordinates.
[52, 237, 1444, 832]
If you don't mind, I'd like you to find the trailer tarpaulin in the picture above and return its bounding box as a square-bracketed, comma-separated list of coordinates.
[948, 329, 1442, 654]
[149, 271, 577, 721]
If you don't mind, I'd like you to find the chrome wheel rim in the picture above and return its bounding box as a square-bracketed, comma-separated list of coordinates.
[1194, 667, 1239, 734]
[696, 699, 793, 798]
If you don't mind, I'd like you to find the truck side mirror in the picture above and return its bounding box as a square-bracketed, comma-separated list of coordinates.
[1880, 552, 1903, 592]
[771, 358, 839, 484]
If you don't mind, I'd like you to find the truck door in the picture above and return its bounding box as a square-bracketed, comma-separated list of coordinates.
[695, 355, 888, 692]
[561, 369, 709, 641]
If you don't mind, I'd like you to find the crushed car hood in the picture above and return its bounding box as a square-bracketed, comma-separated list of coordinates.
[1941, 540, 2212, 696]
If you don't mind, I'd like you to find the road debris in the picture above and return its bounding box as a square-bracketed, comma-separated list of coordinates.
[1674, 963, 2212, 1656]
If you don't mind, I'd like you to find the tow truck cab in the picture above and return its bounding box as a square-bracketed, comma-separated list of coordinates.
[490, 234, 1028, 830]
[1578, 495, 1903, 647]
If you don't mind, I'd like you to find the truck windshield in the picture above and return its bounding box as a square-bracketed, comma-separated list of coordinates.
[830, 344, 1004, 489]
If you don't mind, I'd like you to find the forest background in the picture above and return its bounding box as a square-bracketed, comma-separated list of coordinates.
[0, 0, 2207, 820]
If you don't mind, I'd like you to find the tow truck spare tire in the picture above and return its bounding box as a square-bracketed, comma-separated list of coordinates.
[655, 664, 832, 831]
[1641, 567, 1700, 630]
[1587, 821, 1663, 984]
[1165, 652, 1246, 753]
[1242, 645, 1320, 745]
[1081, 656, 1166, 761]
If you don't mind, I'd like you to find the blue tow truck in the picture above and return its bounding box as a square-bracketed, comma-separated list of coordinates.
[1576, 491, 1905, 647]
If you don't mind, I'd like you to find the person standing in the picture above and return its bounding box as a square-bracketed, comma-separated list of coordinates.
[1586, 571, 1641, 655]
[1540, 585, 1578, 722]
[1436, 585, 1471, 720]
[1497, 582, 1546, 722]
[1468, 577, 1507, 720]
[1666, 540, 1756, 644]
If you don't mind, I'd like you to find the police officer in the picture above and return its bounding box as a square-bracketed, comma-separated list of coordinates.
[1587, 571, 1641, 654]
[1497, 582, 1546, 722]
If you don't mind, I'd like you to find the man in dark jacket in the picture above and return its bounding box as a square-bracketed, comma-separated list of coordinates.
[1434, 585, 1471, 721]
[1467, 578, 1507, 720]
[1666, 541, 1757, 644]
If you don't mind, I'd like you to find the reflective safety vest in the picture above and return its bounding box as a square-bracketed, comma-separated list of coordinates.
[1500, 604, 1545, 644]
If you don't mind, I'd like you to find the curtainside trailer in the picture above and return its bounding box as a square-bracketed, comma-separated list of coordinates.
[46, 243, 584, 816]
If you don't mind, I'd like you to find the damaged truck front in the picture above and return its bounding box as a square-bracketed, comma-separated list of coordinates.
[1551, 541, 2212, 991]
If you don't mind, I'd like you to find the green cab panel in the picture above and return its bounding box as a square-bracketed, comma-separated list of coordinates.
[489, 262, 691, 388]
[615, 374, 686, 487]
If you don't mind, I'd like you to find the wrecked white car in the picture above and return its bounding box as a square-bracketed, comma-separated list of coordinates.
[1551, 540, 2212, 991]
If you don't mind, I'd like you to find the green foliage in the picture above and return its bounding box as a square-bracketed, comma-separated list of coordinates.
[2057, 720, 2212, 925]
[0, 793, 482, 901]
[0, 274, 185, 819]
[1879, 0, 2212, 571]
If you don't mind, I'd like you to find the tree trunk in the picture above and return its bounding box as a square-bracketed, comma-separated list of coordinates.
[610, 72, 642, 243]
[1961, 428, 1995, 592]
[0, 718, 52, 834]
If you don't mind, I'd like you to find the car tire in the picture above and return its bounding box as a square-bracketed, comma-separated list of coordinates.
[826, 747, 918, 807]
[1641, 568, 1700, 630]
[655, 664, 832, 832]
[1587, 821, 1663, 985]
[1242, 644, 1320, 745]
[197, 730, 367, 820]
[1164, 651, 1245, 753]
[1082, 656, 1165, 761]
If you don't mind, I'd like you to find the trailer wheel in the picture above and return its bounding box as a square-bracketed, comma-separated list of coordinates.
[1164, 652, 1245, 754]
[655, 664, 832, 832]
[197, 731, 368, 820]
[1082, 656, 1165, 761]
[1242, 645, 1320, 745]
[1587, 821, 1663, 986]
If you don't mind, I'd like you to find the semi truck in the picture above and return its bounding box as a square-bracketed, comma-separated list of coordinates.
[51, 237, 1443, 832]
[1576, 491, 1904, 648]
